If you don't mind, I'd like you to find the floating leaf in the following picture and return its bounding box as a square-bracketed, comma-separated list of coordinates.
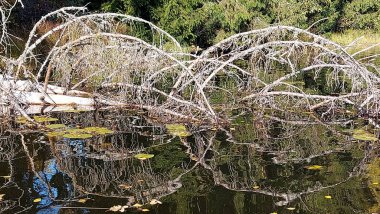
[109, 205, 122, 212]
[83, 127, 114, 135]
[353, 129, 378, 141]
[63, 109, 90, 113]
[133, 203, 143, 208]
[165, 124, 191, 137]
[149, 199, 162, 205]
[305, 165, 323, 170]
[324, 195, 332, 199]
[252, 185, 260, 189]
[287, 207, 296, 210]
[134, 154, 154, 160]
[16, 117, 29, 124]
[33, 116, 58, 123]
[141, 209, 150, 212]
[119, 184, 132, 189]
[190, 154, 198, 161]
[0, 194, 4, 201]
[1, 175, 11, 179]
[120, 205, 129, 212]
[46, 124, 66, 129]
[33, 198, 42, 203]
[270, 212, 278, 214]
[373, 182, 379, 185]
[78, 198, 88, 203]
[63, 133, 93, 139]
[230, 127, 236, 131]
[46, 131, 65, 138]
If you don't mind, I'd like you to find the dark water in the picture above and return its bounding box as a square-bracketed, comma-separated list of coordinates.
[0, 109, 379, 214]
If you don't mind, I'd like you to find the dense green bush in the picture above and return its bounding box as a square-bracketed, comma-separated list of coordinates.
[340, 0, 380, 30]
[13, 0, 380, 47]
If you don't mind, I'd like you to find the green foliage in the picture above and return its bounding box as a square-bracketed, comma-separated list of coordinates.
[340, 0, 380, 30]
[100, 0, 380, 46]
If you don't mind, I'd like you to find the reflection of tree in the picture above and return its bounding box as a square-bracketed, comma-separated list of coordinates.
[1, 109, 379, 213]
[201, 115, 374, 208]
[50, 113, 194, 205]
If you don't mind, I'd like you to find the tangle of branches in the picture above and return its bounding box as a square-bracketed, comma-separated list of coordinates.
[1, 1, 380, 123]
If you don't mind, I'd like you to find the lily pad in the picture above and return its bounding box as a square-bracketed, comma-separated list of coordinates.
[46, 124, 66, 129]
[33, 198, 42, 203]
[134, 153, 154, 160]
[63, 109, 91, 113]
[83, 127, 114, 135]
[33, 116, 59, 123]
[353, 129, 378, 141]
[78, 198, 88, 203]
[63, 133, 93, 139]
[16, 117, 29, 124]
[305, 165, 323, 170]
[165, 124, 191, 137]
[46, 131, 65, 138]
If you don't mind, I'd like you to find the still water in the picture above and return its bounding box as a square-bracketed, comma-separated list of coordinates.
[0, 109, 379, 213]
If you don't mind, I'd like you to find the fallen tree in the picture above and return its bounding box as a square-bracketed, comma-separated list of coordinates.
[1, 1, 380, 123]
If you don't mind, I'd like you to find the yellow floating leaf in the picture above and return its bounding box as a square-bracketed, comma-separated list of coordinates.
[352, 129, 378, 141]
[305, 165, 323, 170]
[33, 198, 42, 203]
[134, 154, 154, 160]
[1, 175, 11, 179]
[78, 198, 88, 203]
[287, 207, 296, 210]
[120, 205, 129, 212]
[190, 154, 198, 161]
[142, 209, 150, 212]
[373, 182, 379, 185]
[109, 205, 122, 212]
[0, 194, 4, 201]
[83, 127, 114, 135]
[149, 199, 162, 205]
[230, 127, 236, 131]
[270, 212, 278, 214]
[165, 124, 191, 137]
[46, 124, 66, 129]
[133, 203, 143, 208]
[119, 184, 132, 189]
[33, 116, 59, 123]
[325, 195, 332, 199]
[252, 185, 260, 189]
[63, 133, 93, 139]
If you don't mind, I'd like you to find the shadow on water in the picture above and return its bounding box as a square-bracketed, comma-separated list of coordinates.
[0, 109, 379, 213]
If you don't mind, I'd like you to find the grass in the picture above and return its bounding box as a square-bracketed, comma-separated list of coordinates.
[328, 29, 380, 65]
[328, 29, 380, 53]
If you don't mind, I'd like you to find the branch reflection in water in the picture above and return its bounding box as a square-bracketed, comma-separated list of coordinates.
[0, 109, 378, 213]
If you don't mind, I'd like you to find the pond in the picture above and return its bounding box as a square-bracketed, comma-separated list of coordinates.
[0, 109, 379, 214]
